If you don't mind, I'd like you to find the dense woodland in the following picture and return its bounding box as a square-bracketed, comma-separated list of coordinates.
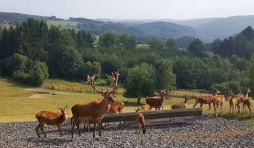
[1, 17, 254, 99]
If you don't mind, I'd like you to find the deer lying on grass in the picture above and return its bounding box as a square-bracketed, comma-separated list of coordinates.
[35, 105, 68, 138]
[104, 101, 125, 126]
[135, 104, 152, 112]
[170, 95, 191, 121]
[146, 89, 169, 110]
[135, 109, 146, 134]
[171, 95, 191, 109]
[71, 71, 119, 138]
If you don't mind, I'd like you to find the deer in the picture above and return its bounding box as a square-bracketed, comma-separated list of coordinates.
[228, 90, 241, 115]
[35, 105, 68, 138]
[171, 95, 191, 109]
[104, 101, 125, 127]
[212, 89, 226, 115]
[71, 71, 119, 139]
[193, 90, 218, 117]
[135, 109, 146, 134]
[234, 88, 252, 117]
[145, 89, 169, 110]
[170, 95, 191, 121]
[135, 104, 152, 112]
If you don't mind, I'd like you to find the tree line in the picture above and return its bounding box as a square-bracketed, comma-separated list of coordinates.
[0, 18, 254, 99]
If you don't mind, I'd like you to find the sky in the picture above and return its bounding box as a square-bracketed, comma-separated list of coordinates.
[1, 0, 254, 20]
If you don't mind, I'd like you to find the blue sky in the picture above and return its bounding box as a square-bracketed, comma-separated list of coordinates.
[1, 0, 254, 20]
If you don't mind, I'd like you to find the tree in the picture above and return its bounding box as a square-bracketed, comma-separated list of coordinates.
[249, 53, 254, 95]
[188, 38, 204, 57]
[124, 63, 156, 104]
[16, 18, 49, 62]
[99, 32, 117, 48]
[155, 59, 176, 90]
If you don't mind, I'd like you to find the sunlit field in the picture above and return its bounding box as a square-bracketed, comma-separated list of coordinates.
[0, 78, 253, 124]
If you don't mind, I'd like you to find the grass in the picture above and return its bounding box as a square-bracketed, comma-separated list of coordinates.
[0, 78, 254, 124]
[47, 20, 78, 30]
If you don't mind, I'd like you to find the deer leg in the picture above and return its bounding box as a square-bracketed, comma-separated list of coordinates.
[71, 118, 77, 139]
[206, 103, 211, 111]
[40, 123, 46, 138]
[98, 120, 102, 137]
[93, 122, 96, 138]
[76, 120, 81, 136]
[35, 123, 41, 138]
[57, 124, 63, 137]
[193, 102, 198, 108]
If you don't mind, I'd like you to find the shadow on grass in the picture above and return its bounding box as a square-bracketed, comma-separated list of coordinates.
[123, 100, 145, 107]
[219, 114, 253, 123]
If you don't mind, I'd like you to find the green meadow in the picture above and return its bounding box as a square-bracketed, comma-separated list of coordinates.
[0, 78, 253, 124]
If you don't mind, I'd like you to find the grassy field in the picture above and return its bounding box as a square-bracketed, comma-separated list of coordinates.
[0, 78, 253, 124]
[47, 20, 78, 30]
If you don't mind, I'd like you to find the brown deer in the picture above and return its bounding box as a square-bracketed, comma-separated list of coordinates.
[135, 110, 146, 134]
[171, 95, 191, 109]
[104, 101, 125, 126]
[236, 88, 252, 117]
[193, 90, 218, 116]
[135, 104, 152, 112]
[213, 89, 226, 115]
[35, 105, 68, 138]
[145, 89, 169, 110]
[71, 71, 119, 138]
[228, 90, 241, 115]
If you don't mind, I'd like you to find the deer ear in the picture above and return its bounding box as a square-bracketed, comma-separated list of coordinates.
[58, 107, 62, 110]
[65, 105, 68, 109]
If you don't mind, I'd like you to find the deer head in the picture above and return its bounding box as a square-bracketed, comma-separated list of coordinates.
[58, 105, 68, 115]
[87, 72, 119, 103]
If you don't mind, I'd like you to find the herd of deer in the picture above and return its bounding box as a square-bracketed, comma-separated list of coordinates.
[34, 71, 252, 139]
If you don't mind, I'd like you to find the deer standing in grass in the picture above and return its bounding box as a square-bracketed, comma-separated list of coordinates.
[233, 88, 252, 117]
[71, 71, 119, 138]
[145, 89, 169, 110]
[35, 105, 68, 138]
[213, 89, 226, 115]
[193, 90, 218, 116]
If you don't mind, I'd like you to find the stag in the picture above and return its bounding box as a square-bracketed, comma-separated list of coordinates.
[71, 71, 119, 138]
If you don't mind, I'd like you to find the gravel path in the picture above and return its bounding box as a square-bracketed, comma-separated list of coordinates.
[1, 115, 254, 148]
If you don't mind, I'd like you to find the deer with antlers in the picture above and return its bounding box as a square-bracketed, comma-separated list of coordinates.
[71, 71, 119, 138]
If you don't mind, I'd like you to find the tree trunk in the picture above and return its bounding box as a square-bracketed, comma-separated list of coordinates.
[137, 97, 141, 104]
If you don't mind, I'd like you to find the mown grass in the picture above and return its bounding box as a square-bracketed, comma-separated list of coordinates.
[0, 78, 254, 124]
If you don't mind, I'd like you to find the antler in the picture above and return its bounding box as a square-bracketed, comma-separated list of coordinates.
[87, 74, 106, 94]
[106, 71, 120, 95]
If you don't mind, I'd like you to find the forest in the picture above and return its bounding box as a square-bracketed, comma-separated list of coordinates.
[1, 18, 254, 99]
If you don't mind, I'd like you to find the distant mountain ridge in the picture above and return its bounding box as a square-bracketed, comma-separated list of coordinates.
[1, 12, 254, 43]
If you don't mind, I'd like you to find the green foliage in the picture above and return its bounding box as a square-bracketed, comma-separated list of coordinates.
[4, 54, 48, 86]
[155, 59, 176, 90]
[124, 63, 156, 98]
[188, 38, 205, 57]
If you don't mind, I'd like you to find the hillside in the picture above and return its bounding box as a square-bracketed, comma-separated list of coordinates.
[2, 12, 254, 43]
[133, 21, 197, 39]
[193, 15, 254, 42]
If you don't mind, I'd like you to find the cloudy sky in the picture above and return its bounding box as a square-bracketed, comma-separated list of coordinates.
[1, 0, 254, 20]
